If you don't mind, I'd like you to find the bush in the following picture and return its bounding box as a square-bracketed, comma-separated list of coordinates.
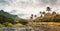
[3, 22, 13, 27]
[0, 24, 4, 28]
[7, 23, 13, 27]
[19, 19, 28, 25]
[15, 23, 23, 27]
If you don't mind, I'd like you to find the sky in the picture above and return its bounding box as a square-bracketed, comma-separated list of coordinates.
[0, 0, 60, 19]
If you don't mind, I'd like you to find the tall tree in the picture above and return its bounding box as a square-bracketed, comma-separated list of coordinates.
[52, 11, 56, 15]
[46, 7, 51, 13]
[40, 11, 43, 17]
[34, 15, 37, 17]
[42, 11, 45, 16]
[42, 11, 45, 15]
[30, 14, 34, 20]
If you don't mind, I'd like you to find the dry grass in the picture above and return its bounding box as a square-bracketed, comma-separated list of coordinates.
[28, 22, 60, 31]
[28, 22, 60, 27]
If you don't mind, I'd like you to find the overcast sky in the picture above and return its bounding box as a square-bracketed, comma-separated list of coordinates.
[0, 0, 60, 19]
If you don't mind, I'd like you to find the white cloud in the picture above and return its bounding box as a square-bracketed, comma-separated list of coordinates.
[0, 0, 60, 19]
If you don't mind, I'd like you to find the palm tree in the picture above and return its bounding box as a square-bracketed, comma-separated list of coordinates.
[42, 11, 45, 16]
[52, 11, 56, 15]
[42, 11, 45, 15]
[30, 14, 34, 20]
[31, 14, 33, 17]
[40, 11, 43, 17]
[46, 7, 51, 13]
[40, 11, 42, 14]
[34, 15, 37, 18]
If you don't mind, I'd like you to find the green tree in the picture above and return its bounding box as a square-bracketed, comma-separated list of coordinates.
[19, 19, 28, 25]
[0, 14, 15, 24]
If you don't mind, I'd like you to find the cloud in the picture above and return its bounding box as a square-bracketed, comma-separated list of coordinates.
[0, 0, 10, 6]
[36, 0, 57, 6]
[49, 0, 57, 5]
[0, 0, 60, 19]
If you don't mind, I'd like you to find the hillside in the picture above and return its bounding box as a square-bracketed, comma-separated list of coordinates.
[34, 13, 56, 22]
[0, 10, 17, 18]
[32, 7, 60, 22]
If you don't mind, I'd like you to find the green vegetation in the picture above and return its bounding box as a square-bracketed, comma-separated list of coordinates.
[3, 22, 13, 27]
[15, 23, 23, 27]
[0, 7, 60, 27]
[19, 19, 28, 25]
[0, 24, 4, 28]
[0, 14, 15, 24]
[0, 10, 28, 27]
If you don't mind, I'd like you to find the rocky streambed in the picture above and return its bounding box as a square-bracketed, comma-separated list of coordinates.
[0, 25, 60, 31]
[32, 25, 60, 31]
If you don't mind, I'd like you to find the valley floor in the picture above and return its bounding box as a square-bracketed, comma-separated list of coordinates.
[0, 22, 60, 31]
[28, 22, 60, 31]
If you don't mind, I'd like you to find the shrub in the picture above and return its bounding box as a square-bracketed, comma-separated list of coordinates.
[15, 23, 23, 27]
[3, 22, 13, 27]
[0, 24, 4, 28]
[19, 19, 28, 25]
